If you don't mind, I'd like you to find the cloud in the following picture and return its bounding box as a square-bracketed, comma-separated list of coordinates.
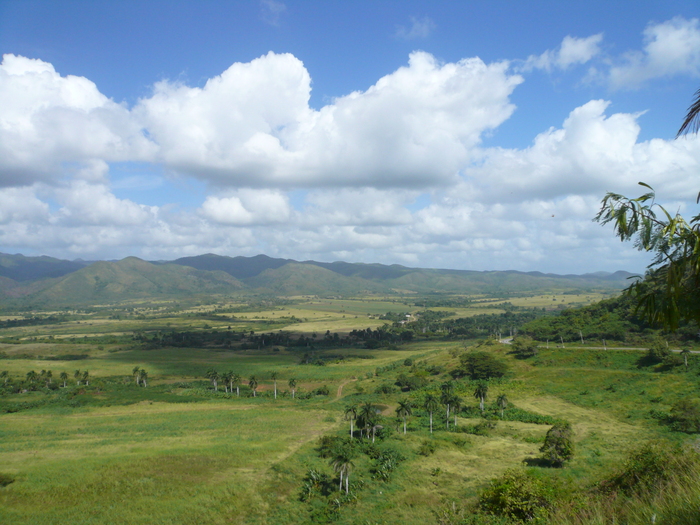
[0, 54, 156, 187]
[135, 51, 521, 189]
[609, 17, 700, 89]
[461, 99, 700, 202]
[260, 0, 287, 26]
[200, 189, 291, 225]
[522, 34, 603, 72]
[395, 16, 436, 40]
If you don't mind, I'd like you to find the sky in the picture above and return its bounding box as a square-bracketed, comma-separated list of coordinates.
[1, 0, 699, 274]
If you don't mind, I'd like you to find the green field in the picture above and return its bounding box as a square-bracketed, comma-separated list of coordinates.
[1, 295, 699, 524]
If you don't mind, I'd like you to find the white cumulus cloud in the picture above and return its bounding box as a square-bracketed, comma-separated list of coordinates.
[609, 17, 700, 89]
[522, 34, 603, 72]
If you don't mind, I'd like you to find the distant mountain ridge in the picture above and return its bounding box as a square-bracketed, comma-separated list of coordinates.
[0, 251, 639, 306]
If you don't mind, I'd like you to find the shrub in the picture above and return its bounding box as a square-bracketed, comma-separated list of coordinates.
[479, 468, 553, 523]
[0, 473, 15, 487]
[511, 336, 538, 358]
[669, 397, 700, 433]
[459, 352, 509, 380]
[314, 385, 330, 396]
[540, 422, 574, 467]
[418, 439, 438, 456]
[599, 440, 695, 496]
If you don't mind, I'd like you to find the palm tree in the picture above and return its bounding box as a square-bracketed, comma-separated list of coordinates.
[139, 369, 148, 387]
[248, 375, 258, 397]
[678, 87, 700, 136]
[344, 404, 358, 439]
[496, 394, 509, 418]
[423, 394, 440, 434]
[232, 373, 241, 396]
[270, 371, 278, 399]
[74, 369, 81, 386]
[452, 395, 462, 428]
[82, 370, 89, 386]
[395, 399, 413, 435]
[45, 370, 52, 386]
[26, 370, 37, 384]
[440, 381, 454, 430]
[0, 371, 8, 385]
[60, 371, 68, 388]
[330, 452, 355, 494]
[474, 383, 488, 413]
[358, 402, 377, 440]
[206, 369, 220, 391]
[681, 346, 692, 371]
[132, 366, 141, 386]
[288, 378, 297, 399]
[221, 371, 231, 393]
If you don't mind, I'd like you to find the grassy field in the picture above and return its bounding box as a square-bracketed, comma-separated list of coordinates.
[1, 295, 698, 524]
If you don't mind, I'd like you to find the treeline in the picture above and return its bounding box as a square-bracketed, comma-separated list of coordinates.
[519, 294, 699, 343]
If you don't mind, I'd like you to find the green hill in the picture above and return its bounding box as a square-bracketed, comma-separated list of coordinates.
[244, 262, 388, 295]
[20, 257, 245, 305]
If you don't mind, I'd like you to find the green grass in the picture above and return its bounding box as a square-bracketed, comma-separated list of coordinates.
[2, 297, 699, 524]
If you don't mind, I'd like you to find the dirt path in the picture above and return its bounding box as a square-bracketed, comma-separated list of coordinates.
[336, 378, 356, 398]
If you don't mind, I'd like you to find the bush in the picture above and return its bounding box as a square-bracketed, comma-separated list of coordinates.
[0, 473, 15, 487]
[511, 336, 538, 358]
[540, 422, 574, 467]
[314, 385, 330, 396]
[458, 352, 509, 380]
[418, 439, 438, 456]
[669, 397, 700, 433]
[479, 468, 553, 523]
[599, 440, 695, 496]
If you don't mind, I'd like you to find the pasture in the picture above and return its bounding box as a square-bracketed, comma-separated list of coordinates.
[1, 294, 699, 524]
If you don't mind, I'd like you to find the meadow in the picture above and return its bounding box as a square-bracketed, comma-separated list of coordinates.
[1, 293, 698, 524]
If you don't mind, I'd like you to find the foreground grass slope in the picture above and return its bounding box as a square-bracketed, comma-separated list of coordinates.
[1, 297, 699, 524]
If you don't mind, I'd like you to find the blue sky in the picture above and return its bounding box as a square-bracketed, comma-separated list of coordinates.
[0, 0, 699, 273]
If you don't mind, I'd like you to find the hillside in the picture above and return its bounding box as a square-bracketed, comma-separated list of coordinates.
[16, 257, 245, 305]
[0, 252, 638, 307]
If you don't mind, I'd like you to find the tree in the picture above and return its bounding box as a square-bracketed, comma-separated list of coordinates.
[232, 373, 241, 396]
[221, 371, 232, 393]
[474, 382, 488, 413]
[680, 345, 692, 371]
[677, 86, 700, 136]
[270, 371, 278, 399]
[74, 369, 81, 386]
[440, 381, 454, 430]
[540, 422, 574, 467]
[206, 369, 220, 391]
[26, 370, 37, 384]
[132, 366, 141, 386]
[594, 90, 700, 331]
[59, 371, 68, 387]
[423, 394, 440, 434]
[82, 370, 89, 386]
[452, 396, 462, 428]
[512, 336, 538, 359]
[395, 399, 413, 435]
[330, 451, 355, 494]
[497, 394, 509, 418]
[248, 375, 258, 397]
[344, 404, 358, 439]
[358, 402, 377, 440]
[0, 371, 8, 385]
[288, 378, 297, 399]
[459, 352, 508, 380]
[139, 369, 148, 387]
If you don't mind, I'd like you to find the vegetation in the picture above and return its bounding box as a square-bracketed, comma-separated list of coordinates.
[1, 280, 699, 524]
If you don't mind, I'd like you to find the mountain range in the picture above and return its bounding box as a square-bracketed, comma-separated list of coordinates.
[0, 252, 638, 306]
